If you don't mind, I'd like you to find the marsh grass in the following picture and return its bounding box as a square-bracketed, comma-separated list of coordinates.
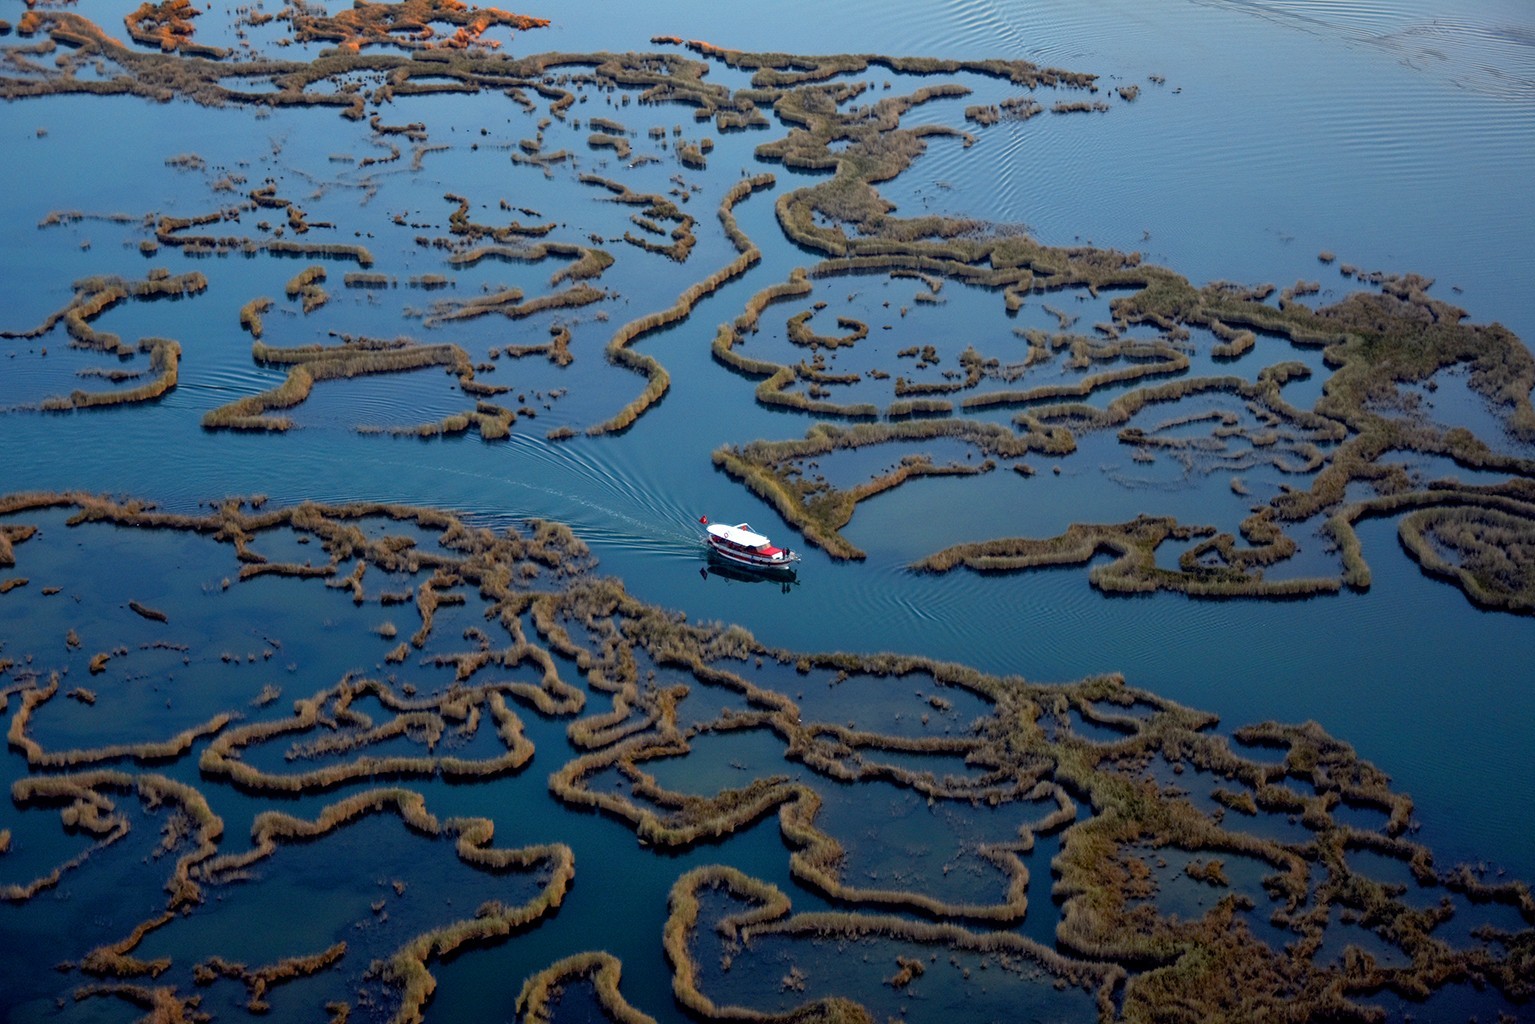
[3, 270, 202, 411]
[239, 297, 273, 339]
[2, 24, 1534, 1017]
[516, 951, 657, 1024]
[202, 336, 488, 432]
[713, 420, 1075, 558]
[587, 174, 775, 436]
[0, 490, 1529, 1017]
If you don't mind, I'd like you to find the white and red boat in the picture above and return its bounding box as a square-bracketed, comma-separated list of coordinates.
[700, 517, 800, 573]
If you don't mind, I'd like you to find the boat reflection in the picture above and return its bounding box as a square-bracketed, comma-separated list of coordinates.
[700, 553, 799, 592]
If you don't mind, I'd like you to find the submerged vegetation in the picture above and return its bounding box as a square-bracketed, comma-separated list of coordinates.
[0, 491, 1530, 1022]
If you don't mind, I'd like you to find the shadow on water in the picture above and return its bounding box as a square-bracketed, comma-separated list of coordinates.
[700, 554, 802, 594]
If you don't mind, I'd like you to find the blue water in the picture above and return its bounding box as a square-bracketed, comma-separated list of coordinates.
[2, 0, 1533, 1020]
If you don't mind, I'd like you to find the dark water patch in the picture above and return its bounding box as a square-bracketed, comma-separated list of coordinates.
[844, 422, 1261, 567]
[1385, 448, 1526, 490]
[645, 725, 801, 797]
[280, 363, 483, 434]
[809, 775, 1029, 911]
[1087, 696, 1159, 722]
[1311, 904, 1412, 970]
[1143, 756, 1313, 848]
[348, 513, 470, 557]
[18, 644, 240, 757]
[673, 674, 757, 730]
[856, 746, 988, 783]
[1230, 732, 1289, 767]
[1332, 799, 1393, 835]
[1064, 708, 1133, 745]
[0, 516, 387, 743]
[776, 667, 991, 740]
[1402, 363, 1534, 456]
[241, 525, 322, 566]
[581, 763, 631, 798]
[0, 790, 205, 1008]
[1344, 847, 1442, 910]
[1278, 363, 1326, 409]
[423, 790, 799, 1024]
[1371, 981, 1528, 1024]
[538, 977, 608, 1024]
[1428, 889, 1532, 949]
[1019, 828, 1066, 949]
[0, 774, 167, 909]
[699, 922, 1098, 1024]
[129, 810, 545, 1013]
[1136, 845, 1292, 948]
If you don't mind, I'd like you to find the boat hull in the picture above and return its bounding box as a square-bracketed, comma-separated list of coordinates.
[706, 547, 799, 580]
[701, 520, 800, 575]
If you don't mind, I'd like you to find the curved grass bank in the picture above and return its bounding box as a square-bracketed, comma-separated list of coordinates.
[0, 490, 1530, 1021]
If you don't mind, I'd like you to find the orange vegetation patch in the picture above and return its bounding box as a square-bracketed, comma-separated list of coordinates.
[124, 0, 225, 57]
[286, 0, 550, 53]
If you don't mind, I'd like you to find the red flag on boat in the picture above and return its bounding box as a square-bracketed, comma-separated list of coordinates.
[699, 515, 708, 524]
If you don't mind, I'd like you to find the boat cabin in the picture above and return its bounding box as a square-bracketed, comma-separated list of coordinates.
[706, 522, 786, 558]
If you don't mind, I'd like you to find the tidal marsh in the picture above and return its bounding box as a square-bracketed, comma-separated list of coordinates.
[2, 9, 1533, 1024]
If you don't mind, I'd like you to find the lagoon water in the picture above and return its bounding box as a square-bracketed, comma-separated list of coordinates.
[3, 0, 1534, 1020]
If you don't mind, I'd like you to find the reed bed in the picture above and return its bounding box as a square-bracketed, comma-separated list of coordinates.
[712, 419, 1072, 558]
[729, 56, 1530, 585]
[579, 174, 696, 261]
[1, 489, 1530, 1015]
[194, 942, 347, 1012]
[515, 951, 657, 1024]
[150, 198, 376, 263]
[786, 309, 868, 350]
[283, 0, 548, 53]
[124, 0, 223, 56]
[344, 272, 393, 288]
[587, 132, 632, 159]
[40, 337, 181, 412]
[9, 674, 234, 768]
[500, 324, 574, 367]
[424, 283, 602, 326]
[3, 25, 1534, 1013]
[127, 600, 167, 623]
[285, 264, 328, 313]
[1396, 503, 1535, 611]
[239, 297, 272, 339]
[450, 242, 614, 285]
[916, 513, 1341, 597]
[587, 174, 775, 436]
[202, 338, 476, 432]
[3, 270, 201, 411]
[709, 269, 886, 418]
[0, 523, 35, 566]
